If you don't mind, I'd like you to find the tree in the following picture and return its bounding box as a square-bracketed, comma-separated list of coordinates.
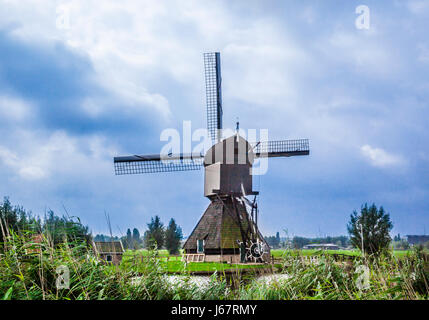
[94, 234, 120, 242]
[126, 228, 132, 249]
[132, 228, 141, 249]
[94, 234, 106, 242]
[347, 203, 393, 256]
[0, 197, 42, 243]
[1, 197, 89, 248]
[144, 215, 165, 249]
[265, 236, 274, 248]
[393, 239, 410, 250]
[265, 232, 282, 248]
[43, 210, 90, 246]
[165, 219, 183, 255]
[292, 236, 310, 249]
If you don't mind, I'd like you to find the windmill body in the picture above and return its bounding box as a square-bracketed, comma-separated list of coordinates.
[204, 134, 255, 198]
[113, 52, 310, 263]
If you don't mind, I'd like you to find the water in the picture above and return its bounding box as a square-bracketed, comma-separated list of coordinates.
[130, 272, 291, 290]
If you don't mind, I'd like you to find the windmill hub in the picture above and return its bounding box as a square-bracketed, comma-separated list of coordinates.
[113, 52, 310, 264]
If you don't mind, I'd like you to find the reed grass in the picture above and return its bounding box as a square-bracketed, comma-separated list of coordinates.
[1, 229, 428, 300]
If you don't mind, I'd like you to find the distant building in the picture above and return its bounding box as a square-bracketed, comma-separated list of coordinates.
[24, 234, 44, 255]
[92, 241, 124, 265]
[405, 235, 429, 245]
[303, 243, 339, 250]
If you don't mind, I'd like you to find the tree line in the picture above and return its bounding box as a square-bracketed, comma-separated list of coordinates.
[264, 233, 350, 249]
[265, 203, 415, 256]
[0, 197, 182, 255]
[0, 197, 90, 247]
[289, 235, 350, 249]
[94, 215, 183, 255]
[2, 196, 424, 257]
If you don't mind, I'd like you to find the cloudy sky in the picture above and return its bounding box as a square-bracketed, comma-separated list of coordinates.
[0, 0, 428, 238]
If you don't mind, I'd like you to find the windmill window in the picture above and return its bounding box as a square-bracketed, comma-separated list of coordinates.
[197, 239, 205, 253]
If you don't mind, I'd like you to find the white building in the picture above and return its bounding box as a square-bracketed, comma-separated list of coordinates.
[302, 243, 339, 250]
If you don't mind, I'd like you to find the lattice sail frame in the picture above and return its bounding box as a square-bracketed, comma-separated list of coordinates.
[113, 53, 310, 176]
[114, 155, 204, 175]
[204, 52, 223, 144]
[253, 139, 310, 158]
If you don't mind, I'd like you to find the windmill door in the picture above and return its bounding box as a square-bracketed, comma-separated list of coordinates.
[197, 239, 204, 253]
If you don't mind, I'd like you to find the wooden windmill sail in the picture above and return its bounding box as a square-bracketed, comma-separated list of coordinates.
[113, 52, 310, 263]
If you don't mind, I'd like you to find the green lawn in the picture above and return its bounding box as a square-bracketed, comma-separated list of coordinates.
[270, 249, 359, 258]
[270, 249, 413, 258]
[121, 249, 268, 273]
[121, 248, 417, 274]
[126, 249, 172, 257]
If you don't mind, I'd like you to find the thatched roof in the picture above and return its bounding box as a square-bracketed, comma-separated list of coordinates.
[183, 196, 267, 251]
[93, 241, 124, 254]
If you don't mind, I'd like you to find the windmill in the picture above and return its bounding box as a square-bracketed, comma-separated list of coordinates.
[114, 52, 310, 263]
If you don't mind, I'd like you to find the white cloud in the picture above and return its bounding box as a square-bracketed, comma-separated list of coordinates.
[360, 145, 406, 168]
[224, 39, 304, 107]
[18, 166, 46, 180]
[0, 145, 45, 180]
[0, 1, 428, 235]
[0, 0, 197, 120]
[323, 31, 397, 77]
[0, 130, 116, 181]
[0, 0, 312, 118]
[0, 94, 33, 121]
[407, 0, 429, 14]
[0, 146, 19, 167]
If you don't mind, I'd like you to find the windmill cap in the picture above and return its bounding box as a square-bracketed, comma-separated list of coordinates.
[204, 134, 255, 166]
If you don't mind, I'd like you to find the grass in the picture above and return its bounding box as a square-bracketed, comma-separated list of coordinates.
[124, 248, 414, 259]
[271, 249, 413, 258]
[122, 249, 268, 273]
[121, 248, 422, 277]
[271, 249, 359, 258]
[122, 249, 418, 274]
[1, 231, 428, 300]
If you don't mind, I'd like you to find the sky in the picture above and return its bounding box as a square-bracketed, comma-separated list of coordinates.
[0, 0, 428, 238]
